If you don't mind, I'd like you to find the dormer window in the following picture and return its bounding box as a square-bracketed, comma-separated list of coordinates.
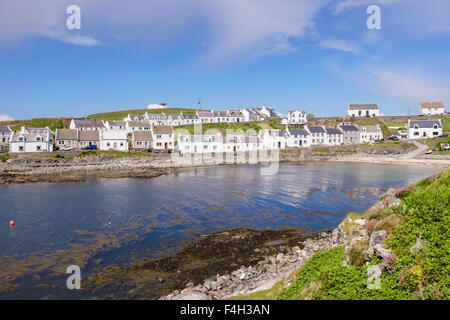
[433, 124, 438, 129]
[414, 124, 419, 129]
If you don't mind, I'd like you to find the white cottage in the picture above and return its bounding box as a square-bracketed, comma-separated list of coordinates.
[287, 110, 307, 125]
[325, 128, 344, 146]
[9, 126, 54, 153]
[407, 120, 443, 139]
[178, 134, 223, 154]
[287, 128, 310, 147]
[152, 125, 174, 149]
[347, 102, 380, 118]
[100, 130, 129, 151]
[419, 102, 445, 116]
[359, 125, 383, 143]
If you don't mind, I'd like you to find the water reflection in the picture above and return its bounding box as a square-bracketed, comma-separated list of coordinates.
[0, 162, 438, 298]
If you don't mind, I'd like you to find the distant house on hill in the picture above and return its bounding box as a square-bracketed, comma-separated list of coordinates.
[419, 101, 445, 116]
[347, 101, 379, 118]
[148, 103, 167, 110]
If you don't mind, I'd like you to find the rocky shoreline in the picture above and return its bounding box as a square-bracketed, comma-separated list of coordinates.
[159, 228, 347, 300]
[158, 182, 427, 300]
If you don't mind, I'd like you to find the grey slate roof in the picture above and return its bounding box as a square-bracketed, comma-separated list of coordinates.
[214, 111, 230, 117]
[0, 126, 12, 133]
[408, 120, 442, 129]
[339, 125, 360, 132]
[326, 128, 343, 135]
[133, 130, 153, 141]
[308, 126, 326, 133]
[56, 129, 78, 140]
[182, 113, 198, 120]
[289, 129, 309, 136]
[348, 104, 379, 110]
[72, 119, 105, 128]
[78, 130, 100, 141]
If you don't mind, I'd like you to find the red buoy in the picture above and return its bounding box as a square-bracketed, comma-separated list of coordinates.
[9, 220, 14, 226]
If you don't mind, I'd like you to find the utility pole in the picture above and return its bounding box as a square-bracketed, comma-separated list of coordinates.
[197, 98, 201, 110]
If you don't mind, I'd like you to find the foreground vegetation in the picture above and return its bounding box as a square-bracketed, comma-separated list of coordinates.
[276, 169, 449, 300]
[359, 141, 416, 150]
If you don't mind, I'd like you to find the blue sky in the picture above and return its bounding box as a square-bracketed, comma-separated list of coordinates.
[0, 0, 449, 120]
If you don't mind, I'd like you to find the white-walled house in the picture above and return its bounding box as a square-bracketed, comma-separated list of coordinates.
[9, 126, 54, 153]
[325, 128, 344, 146]
[166, 114, 182, 126]
[261, 129, 289, 149]
[228, 110, 245, 123]
[197, 111, 215, 124]
[360, 125, 383, 143]
[100, 130, 129, 151]
[0, 126, 12, 147]
[306, 126, 327, 145]
[178, 134, 223, 154]
[70, 119, 105, 131]
[347, 102, 380, 118]
[147, 113, 169, 126]
[338, 124, 360, 145]
[407, 120, 443, 139]
[132, 130, 153, 150]
[152, 125, 174, 149]
[214, 111, 232, 123]
[105, 121, 127, 131]
[126, 120, 151, 133]
[287, 128, 310, 147]
[419, 102, 445, 116]
[287, 110, 307, 124]
[180, 113, 200, 125]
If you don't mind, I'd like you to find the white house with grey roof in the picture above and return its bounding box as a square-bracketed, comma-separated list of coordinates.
[347, 102, 380, 118]
[360, 125, 383, 143]
[261, 129, 289, 149]
[152, 125, 174, 149]
[70, 119, 105, 131]
[287, 110, 307, 125]
[178, 134, 224, 154]
[180, 113, 200, 125]
[306, 126, 327, 145]
[214, 111, 232, 123]
[407, 119, 442, 139]
[10, 126, 54, 153]
[0, 126, 12, 147]
[287, 128, 310, 147]
[419, 102, 445, 115]
[325, 128, 344, 146]
[338, 124, 360, 144]
[100, 129, 129, 151]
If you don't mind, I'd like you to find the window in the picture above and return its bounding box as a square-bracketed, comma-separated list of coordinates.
[19, 146, 24, 151]
[36, 146, 41, 151]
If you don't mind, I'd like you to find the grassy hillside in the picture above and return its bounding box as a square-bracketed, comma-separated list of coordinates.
[0, 118, 64, 131]
[174, 122, 264, 137]
[87, 108, 198, 121]
[276, 169, 449, 300]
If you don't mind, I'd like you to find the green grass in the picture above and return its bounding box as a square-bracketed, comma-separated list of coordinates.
[359, 141, 416, 150]
[276, 169, 450, 300]
[383, 121, 406, 128]
[228, 280, 286, 300]
[0, 118, 64, 131]
[87, 108, 198, 121]
[418, 136, 450, 149]
[353, 118, 392, 138]
[0, 154, 17, 163]
[173, 122, 263, 137]
[313, 148, 329, 153]
[76, 150, 155, 158]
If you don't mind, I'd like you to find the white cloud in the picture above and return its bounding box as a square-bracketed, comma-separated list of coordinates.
[0, 114, 14, 121]
[363, 66, 450, 106]
[0, 0, 331, 62]
[319, 38, 360, 54]
[332, 0, 401, 15]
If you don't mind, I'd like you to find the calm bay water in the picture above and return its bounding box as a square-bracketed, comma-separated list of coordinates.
[0, 162, 438, 299]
